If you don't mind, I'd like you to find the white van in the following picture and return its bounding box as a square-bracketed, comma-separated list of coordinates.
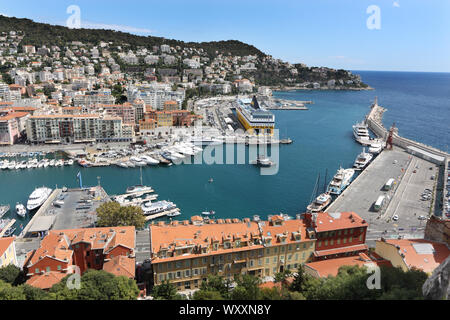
[374, 195, 385, 211]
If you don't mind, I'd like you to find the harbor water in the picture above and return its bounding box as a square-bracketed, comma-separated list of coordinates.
[0, 71, 449, 235]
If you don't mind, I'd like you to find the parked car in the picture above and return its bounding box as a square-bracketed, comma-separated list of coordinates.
[392, 215, 399, 221]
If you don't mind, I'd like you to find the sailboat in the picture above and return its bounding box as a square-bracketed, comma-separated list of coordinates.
[126, 166, 152, 193]
[306, 170, 332, 213]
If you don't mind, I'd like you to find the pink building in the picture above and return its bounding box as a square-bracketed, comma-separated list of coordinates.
[0, 112, 29, 145]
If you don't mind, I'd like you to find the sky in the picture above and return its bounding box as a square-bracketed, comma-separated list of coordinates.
[1, 0, 449, 72]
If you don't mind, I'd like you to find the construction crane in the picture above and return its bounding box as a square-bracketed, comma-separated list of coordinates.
[386, 122, 396, 150]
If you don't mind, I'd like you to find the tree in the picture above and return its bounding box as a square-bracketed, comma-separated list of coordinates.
[152, 280, 183, 300]
[20, 284, 49, 300]
[231, 274, 262, 300]
[0, 280, 26, 300]
[193, 290, 224, 300]
[96, 201, 146, 229]
[198, 275, 232, 299]
[274, 269, 292, 290]
[0, 264, 26, 286]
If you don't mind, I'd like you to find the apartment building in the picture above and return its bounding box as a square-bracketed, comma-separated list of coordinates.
[23, 227, 136, 289]
[304, 211, 369, 261]
[26, 114, 133, 144]
[97, 103, 136, 126]
[149, 215, 315, 291]
[73, 93, 115, 107]
[0, 111, 29, 145]
[0, 237, 18, 268]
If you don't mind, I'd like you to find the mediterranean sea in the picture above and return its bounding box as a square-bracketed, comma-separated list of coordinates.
[1, 71, 449, 235]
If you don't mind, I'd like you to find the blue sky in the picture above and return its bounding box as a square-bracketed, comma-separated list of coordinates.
[1, 0, 449, 72]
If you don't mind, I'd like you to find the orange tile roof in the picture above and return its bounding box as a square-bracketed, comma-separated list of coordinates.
[150, 217, 312, 263]
[25, 232, 73, 268]
[383, 239, 450, 273]
[103, 255, 135, 279]
[0, 237, 14, 257]
[26, 272, 67, 290]
[305, 253, 392, 278]
[53, 226, 135, 252]
[0, 112, 29, 121]
[312, 212, 368, 233]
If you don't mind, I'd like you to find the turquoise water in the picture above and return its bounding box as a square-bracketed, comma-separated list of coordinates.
[1, 71, 449, 234]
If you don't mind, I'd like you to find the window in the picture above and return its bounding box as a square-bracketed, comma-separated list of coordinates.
[265, 258, 269, 264]
[350, 229, 353, 234]
[176, 271, 181, 278]
[317, 241, 322, 248]
[349, 237, 353, 243]
[324, 240, 328, 246]
[273, 257, 277, 263]
[337, 238, 341, 245]
[57, 265, 61, 271]
[274, 247, 278, 253]
[281, 246, 285, 253]
[86, 251, 90, 257]
[331, 239, 334, 245]
[303, 243, 307, 249]
[302, 252, 306, 259]
[185, 270, 190, 277]
[87, 263, 91, 268]
[295, 253, 299, 261]
[343, 238, 347, 244]
[266, 248, 270, 255]
[344, 229, 348, 235]
[265, 268, 270, 276]
[46, 267, 50, 272]
[194, 269, 199, 276]
[359, 234, 363, 241]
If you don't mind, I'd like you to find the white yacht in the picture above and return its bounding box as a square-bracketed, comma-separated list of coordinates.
[49, 159, 55, 167]
[130, 157, 147, 167]
[0, 204, 10, 219]
[27, 187, 53, 211]
[126, 185, 153, 194]
[141, 200, 177, 216]
[306, 193, 332, 213]
[7, 161, 16, 170]
[353, 121, 371, 145]
[368, 142, 384, 154]
[327, 168, 355, 195]
[116, 162, 129, 168]
[0, 160, 8, 170]
[353, 148, 374, 170]
[15, 203, 27, 218]
[140, 155, 159, 166]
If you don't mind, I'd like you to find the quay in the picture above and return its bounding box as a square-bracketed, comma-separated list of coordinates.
[327, 98, 449, 245]
[19, 186, 109, 238]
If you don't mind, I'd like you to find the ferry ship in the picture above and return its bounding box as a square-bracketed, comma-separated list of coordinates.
[27, 187, 53, 211]
[327, 168, 355, 195]
[235, 96, 275, 135]
[353, 148, 373, 170]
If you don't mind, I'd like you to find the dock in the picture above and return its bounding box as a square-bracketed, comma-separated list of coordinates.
[145, 208, 180, 221]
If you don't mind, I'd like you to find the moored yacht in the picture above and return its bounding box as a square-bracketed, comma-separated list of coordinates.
[27, 187, 53, 211]
[306, 193, 332, 213]
[353, 121, 371, 145]
[353, 148, 374, 170]
[141, 200, 177, 216]
[0, 204, 10, 219]
[126, 185, 153, 194]
[327, 168, 355, 195]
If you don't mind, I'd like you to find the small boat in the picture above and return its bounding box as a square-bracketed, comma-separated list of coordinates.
[49, 159, 56, 167]
[201, 210, 216, 216]
[251, 156, 274, 167]
[167, 211, 181, 217]
[15, 203, 27, 218]
[116, 162, 129, 168]
[209, 178, 214, 183]
[0, 205, 10, 219]
[3, 227, 16, 237]
[306, 193, 332, 213]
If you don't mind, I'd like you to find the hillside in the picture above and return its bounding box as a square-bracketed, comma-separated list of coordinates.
[0, 15, 265, 58]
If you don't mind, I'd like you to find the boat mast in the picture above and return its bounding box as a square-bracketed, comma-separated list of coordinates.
[309, 173, 320, 204]
[323, 169, 328, 194]
[140, 166, 143, 185]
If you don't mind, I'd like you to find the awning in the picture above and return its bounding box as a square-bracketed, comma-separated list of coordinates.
[314, 244, 368, 257]
[28, 216, 55, 233]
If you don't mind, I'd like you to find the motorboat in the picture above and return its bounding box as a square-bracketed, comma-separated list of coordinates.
[141, 200, 177, 216]
[140, 155, 159, 166]
[352, 121, 371, 145]
[167, 210, 181, 217]
[0, 204, 10, 219]
[27, 187, 53, 211]
[49, 159, 56, 167]
[353, 148, 373, 170]
[201, 210, 216, 216]
[126, 185, 153, 194]
[2, 227, 16, 237]
[306, 193, 332, 213]
[116, 162, 129, 168]
[327, 168, 355, 195]
[15, 203, 27, 218]
[251, 156, 274, 167]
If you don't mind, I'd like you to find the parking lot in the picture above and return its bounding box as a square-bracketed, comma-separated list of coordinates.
[50, 187, 109, 230]
[327, 149, 439, 244]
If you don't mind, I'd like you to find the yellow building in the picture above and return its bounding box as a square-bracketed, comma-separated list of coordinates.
[149, 215, 315, 291]
[0, 237, 18, 267]
[235, 97, 275, 135]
